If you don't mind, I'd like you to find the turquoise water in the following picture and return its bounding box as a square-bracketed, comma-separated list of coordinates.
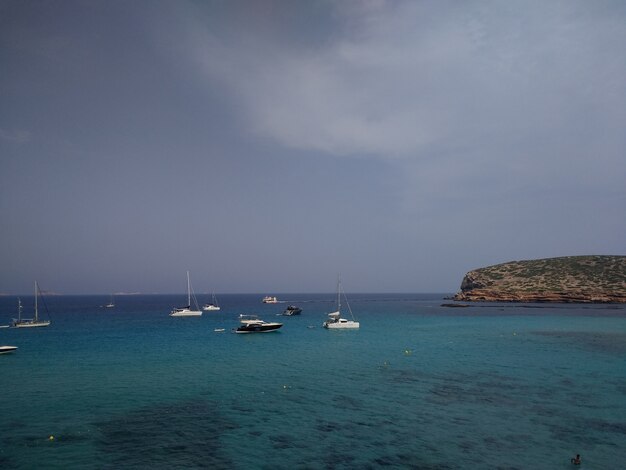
[1, 294, 625, 469]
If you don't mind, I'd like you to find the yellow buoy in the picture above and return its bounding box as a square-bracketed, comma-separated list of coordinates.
[49, 435, 55, 441]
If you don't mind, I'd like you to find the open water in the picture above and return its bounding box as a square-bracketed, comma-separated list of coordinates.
[1, 293, 625, 469]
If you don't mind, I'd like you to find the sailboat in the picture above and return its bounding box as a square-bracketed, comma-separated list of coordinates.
[105, 294, 115, 308]
[323, 277, 359, 329]
[12, 282, 52, 328]
[170, 271, 202, 317]
[202, 292, 220, 311]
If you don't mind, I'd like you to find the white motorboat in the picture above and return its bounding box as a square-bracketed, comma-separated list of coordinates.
[0, 345, 18, 354]
[262, 296, 279, 304]
[235, 314, 282, 333]
[323, 278, 359, 329]
[170, 271, 202, 317]
[12, 283, 51, 328]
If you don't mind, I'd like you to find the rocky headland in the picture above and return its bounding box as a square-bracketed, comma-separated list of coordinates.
[453, 255, 626, 303]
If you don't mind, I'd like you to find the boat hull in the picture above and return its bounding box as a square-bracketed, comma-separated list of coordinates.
[202, 305, 221, 311]
[0, 346, 18, 354]
[323, 320, 360, 329]
[236, 323, 283, 333]
[12, 320, 51, 328]
[169, 309, 202, 317]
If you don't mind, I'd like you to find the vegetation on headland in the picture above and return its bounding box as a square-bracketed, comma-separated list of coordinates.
[453, 255, 626, 303]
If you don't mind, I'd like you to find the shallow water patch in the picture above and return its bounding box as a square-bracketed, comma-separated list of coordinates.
[93, 399, 237, 468]
[532, 331, 626, 355]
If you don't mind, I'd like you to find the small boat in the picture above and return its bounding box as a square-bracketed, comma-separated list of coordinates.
[202, 292, 221, 311]
[235, 314, 282, 333]
[105, 294, 115, 308]
[0, 345, 18, 354]
[262, 296, 279, 304]
[214, 328, 225, 332]
[12, 283, 51, 328]
[323, 277, 359, 329]
[170, 271, 202, 317]
[282, 305, 302, 316]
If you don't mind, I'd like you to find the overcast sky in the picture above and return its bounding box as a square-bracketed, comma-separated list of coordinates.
[1, 0, 624, 295]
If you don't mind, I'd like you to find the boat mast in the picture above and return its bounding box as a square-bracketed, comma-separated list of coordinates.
[34, 281, 38, 322]
[186, 271, 191, 307]
[337, 276, 341, 313]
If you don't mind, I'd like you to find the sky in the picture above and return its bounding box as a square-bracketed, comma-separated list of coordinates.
[1, 0, 625, 295]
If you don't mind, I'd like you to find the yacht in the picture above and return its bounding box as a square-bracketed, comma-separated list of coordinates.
[262, 296, 279, 304]
[282, 305, 302, 316]
[170, 271, 202, 317]
[235, 315, 283, 333]
[0, 345, 18, 354]
[12, 283, 51, 328]
[202, 292, 220, 311]
[323, 278, 359, 329]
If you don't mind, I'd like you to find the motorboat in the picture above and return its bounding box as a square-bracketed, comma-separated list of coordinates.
[0, 345, 18, 354]
[262, 296, 279, 303]
[282, 305, 302, 316]
[322, 277, 360, 329]
[235, 314, 283, 333]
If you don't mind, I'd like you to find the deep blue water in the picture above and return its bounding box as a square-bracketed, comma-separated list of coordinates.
[1, 293, 625, 469]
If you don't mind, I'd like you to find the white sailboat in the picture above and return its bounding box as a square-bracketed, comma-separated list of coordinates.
[202, 292, 220, 311]
[12, 282, 52, 328]
[105, 294, 115, 308]
[170, 271, 202, 317]
[323, 277, 359, 329]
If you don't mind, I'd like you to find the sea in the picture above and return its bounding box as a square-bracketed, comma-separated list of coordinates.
[1, 293, 625, 469]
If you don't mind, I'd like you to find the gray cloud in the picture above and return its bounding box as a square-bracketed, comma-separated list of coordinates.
[186, 1, 626, 167]
[0, 0, 623, 294]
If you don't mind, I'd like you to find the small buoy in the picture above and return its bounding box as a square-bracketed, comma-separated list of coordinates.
[404, 349, 412, 355]
[49, 435, 55, 441]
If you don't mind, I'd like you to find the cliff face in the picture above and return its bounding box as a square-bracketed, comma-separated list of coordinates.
[454, 255, 626, 303]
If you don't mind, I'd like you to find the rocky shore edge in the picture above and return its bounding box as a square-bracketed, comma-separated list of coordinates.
[452, 255, 626, 304]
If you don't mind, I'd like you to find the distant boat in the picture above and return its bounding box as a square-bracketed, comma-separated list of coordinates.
[202, 292, 221, 311]
[282, 305, 302, 316]
[323, 278, 359, 329]
[12, 283, 51, 328]
[235, 314, 282, 333]
[105, 294, 115, 308]
[262, 296, 279, 304]
[0, 345, 18, 354]
[170, 271, 202, 317]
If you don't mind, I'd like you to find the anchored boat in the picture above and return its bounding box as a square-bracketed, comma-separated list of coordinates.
[236, 314, 282, 333]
